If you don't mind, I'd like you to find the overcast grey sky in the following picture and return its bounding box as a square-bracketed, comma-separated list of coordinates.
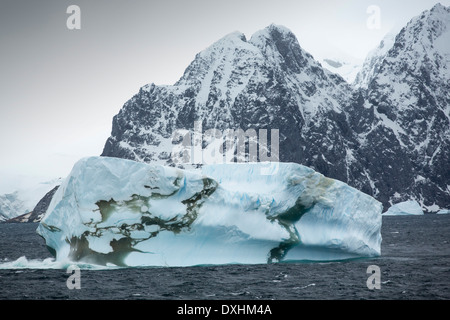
[0, 0, 448, 192]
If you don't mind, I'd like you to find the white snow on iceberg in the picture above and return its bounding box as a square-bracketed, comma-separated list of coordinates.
[383, 200, 424, 216]
[36, 157, 382, 267]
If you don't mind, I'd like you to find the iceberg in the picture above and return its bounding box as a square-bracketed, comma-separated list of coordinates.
[36, 156, 382, 267]
[383, 200, 424, 216]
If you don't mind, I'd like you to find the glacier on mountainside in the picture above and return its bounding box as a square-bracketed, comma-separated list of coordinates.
[314, 46, 363, 84]
[36, 156, 382, 267]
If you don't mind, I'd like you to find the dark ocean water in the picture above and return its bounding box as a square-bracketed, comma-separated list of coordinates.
[0, 214, 449, 300]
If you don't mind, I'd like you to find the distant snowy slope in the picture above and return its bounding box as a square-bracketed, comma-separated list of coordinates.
[315, 47, 363, 84]
[0, 178, 62, 221]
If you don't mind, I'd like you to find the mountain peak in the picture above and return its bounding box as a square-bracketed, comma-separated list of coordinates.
[404, 2, 450, 38]
[265, 23, 295, 36]
[218, 31, 247, 43]
[248, 24, 318, 75]
[178, 24, 319, 89]
[199, 31, 248, 57]
[377, 2, 450, 74]
[431, 2, 450, 13]
[249, 24, 296, 47]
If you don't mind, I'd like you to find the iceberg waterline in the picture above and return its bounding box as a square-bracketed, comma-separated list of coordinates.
[0, 256, 118, 270]
[36, 156, 383, 267]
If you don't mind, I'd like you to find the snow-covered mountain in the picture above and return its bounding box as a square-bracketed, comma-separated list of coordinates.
[102, 4, 450, 212]
[102, 24, 353, 168]
[353, 31, 396, 89]
[348, 3, 450, 211]
[0, 179, 62, 222]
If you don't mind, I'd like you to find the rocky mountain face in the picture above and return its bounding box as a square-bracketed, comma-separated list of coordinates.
[102, 25, 352, 168]
[350, 3, 450, 210]
[102, 4, 450, 212]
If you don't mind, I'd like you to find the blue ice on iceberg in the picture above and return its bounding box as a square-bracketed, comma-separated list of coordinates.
[36, 156, 382, 267]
